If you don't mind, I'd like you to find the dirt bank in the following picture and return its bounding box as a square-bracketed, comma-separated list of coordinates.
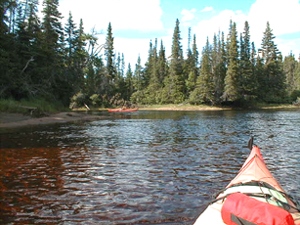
[0, 112, 105, 128]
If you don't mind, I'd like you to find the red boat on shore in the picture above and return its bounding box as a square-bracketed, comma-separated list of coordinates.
[107, 108, 138, 113]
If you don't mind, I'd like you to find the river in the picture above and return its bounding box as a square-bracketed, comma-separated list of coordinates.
[0, 109, 299, 224]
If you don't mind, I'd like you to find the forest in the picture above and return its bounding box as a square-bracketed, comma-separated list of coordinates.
[1, 0, 300, 110]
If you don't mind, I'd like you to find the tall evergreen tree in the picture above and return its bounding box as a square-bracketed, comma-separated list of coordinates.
[239, 21, 258, 101]
[190, 38, 214, 104]
[260, 21, 286, 103]
[64, 13, 88, 95]
[185, 33, 199, 95]
[295, 58, 300, 92]
[157, 39, 168, 85]
[283, 53, 298, 97]
[143, 39, 157, 89]
[104, 22, 116, 83]
[161, 19, 185, 104]
[223, 22, 240, 102]
[103, 22, 118, 102]
[36, 0, 66, 102]
[144, 39, 161, 104]
[73, 19, 87, 92]
[124, 63, 134, 101]
[213, 31, 227, 104]
[65, 12, 77, 61]
[130, 56, 144, 104]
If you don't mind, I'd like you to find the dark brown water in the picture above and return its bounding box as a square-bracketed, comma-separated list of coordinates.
[1, 110, 300, 224]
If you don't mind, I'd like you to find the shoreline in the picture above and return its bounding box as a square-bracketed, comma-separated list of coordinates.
[0, 104, 298, 129]
[0, 112, 105, 129]
[0, 106, 227, 129]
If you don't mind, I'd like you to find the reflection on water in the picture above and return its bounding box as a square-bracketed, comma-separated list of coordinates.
[0, 110, 300, 224]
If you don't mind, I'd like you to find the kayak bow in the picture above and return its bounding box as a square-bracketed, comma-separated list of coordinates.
[194, 138, 300, 225]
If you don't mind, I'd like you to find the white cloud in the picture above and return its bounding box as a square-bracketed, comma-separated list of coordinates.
[192, 9, 247, 49]
[189, 0, 300, 57]
[201, 6, 213, 13]
[59, 0, 164, 33]
[181, 8, 197, 22]
[247, 0, 300, 54]
[57, 0, 164, 68]
[54, 0, 300, 69]
[248, 0, 300, 36]
[114, 37, 151, 67]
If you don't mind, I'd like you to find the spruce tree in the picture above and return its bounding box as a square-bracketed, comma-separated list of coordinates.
[104, 22, 116, 86]
[73, 19, 87, 92]
[104, 22, 119, 102]
[130, 56, 144, 104]
[260, 22, 286, 103]
[283, 53, 298, 97]
[161, 19, 185, 104]
[124, 63, 134, 101]
[190, 38, 214, 104]
[157, 40, 168, 85]
[214, 32, 227, 104]
[295, 58, 300, 91]
[144, 39, 161, 104]
[223, 22, 240, 102]
[185, 33, 199, 95]
[38, 0, 66, 101]
[143, 39, 157, 89]
[239, 21, 257, 101]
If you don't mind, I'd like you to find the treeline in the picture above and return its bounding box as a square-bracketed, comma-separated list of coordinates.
[1, 1, 300, 108]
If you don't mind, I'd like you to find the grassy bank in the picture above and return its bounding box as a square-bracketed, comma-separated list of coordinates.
[0, 98, 67, 115]
[1, 99, 297, 114]
[138, 104, 231, 111]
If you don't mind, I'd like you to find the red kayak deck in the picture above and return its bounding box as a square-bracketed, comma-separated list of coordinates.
[194, 143, 300, 224]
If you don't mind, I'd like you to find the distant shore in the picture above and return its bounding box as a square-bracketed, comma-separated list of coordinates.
[0, 104, 298, 129]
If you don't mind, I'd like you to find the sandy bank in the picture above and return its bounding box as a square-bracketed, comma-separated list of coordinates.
[0, 112, 105, 128]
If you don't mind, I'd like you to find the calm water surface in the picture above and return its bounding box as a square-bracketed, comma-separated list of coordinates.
[0, 110, 300, 224]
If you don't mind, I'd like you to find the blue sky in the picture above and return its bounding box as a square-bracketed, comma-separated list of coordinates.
[58, 0, 300, 68]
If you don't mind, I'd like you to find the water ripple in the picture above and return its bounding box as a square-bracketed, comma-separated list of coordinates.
[0, 110, 299, 224]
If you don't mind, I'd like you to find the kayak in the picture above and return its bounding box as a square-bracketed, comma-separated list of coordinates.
[107, 108, 138, 113]
[194, 137, 300, 225]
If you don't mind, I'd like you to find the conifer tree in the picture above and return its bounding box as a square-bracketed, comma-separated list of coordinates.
[157, 40, 168, 85]
[131, 56, 144, 104]
[103, 22, 121, 104]
[161, 19, 185, 104]
[144, 39, 161, 104]
[144, 39, 157, 88]
[65, 12, 77, 61]
[185, 33, 199, 95]
[124, 63, 134, 101]
[190, 38, 214, 104]
[64, 13, 88, 95]
[36, 0, 65, 101]
[295, 59, 300, 91]
[73, 19, 87, 92]
[104, 22, 116, 86]
[283, 53, 298, 97]
[260, 22, 286, 103]
[213, 32, 227, 104]
[223, 22, 240, 102]
[239, 21, 257, 101]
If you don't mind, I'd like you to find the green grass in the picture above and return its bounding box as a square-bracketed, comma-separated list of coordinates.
[0, 98, 68, 114]
[72, 103, 297, 112]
